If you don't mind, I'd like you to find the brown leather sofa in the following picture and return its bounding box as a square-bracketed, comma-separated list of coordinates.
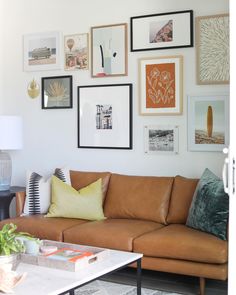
[0, 170, 228, 295]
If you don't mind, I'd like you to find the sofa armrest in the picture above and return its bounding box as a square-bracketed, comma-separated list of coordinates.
[16, 191, 26, 217]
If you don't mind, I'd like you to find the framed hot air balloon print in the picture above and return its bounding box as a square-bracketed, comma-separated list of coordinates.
[64, 33, 89, 70]
[187, 94, 229, 152]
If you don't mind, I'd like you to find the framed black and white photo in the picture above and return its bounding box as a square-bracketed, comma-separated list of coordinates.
[42, 75, 73, 109]
[131, 10, 193, 52]
[23, 31, 62, 71]
[144, 125, 179, 154]
[78, 84, 132, 149]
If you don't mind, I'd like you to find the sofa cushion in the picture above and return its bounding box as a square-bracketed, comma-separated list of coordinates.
[0, 215, 87, 241]
[70, 170, 111, 203]
[186, 168, 229, 240]
[133, 224, 227, 264]
[104, 174, 174, 224]
[64, 219, 163, 251]
[167, 176, 198, 224]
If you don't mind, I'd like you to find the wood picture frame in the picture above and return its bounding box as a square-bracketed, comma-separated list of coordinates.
[91, 23, 128, 77]
[139, 55, 183, 115]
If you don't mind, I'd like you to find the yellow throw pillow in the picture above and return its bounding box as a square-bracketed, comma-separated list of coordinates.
[46, 176, 106, 220]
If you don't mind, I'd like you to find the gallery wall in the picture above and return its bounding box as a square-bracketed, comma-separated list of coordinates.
[0, 0, 229, 186]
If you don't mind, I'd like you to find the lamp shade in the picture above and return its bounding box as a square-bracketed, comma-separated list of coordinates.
[0, 116, 23, 150]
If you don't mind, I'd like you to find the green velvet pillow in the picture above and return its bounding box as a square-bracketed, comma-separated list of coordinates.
[46, 176, 105, 220]
[186, 168, 229, 240]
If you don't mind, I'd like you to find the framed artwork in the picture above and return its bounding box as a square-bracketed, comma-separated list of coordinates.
[196, 14, 229, 85]
[144, 125, 179, 154]
[139, 55, 183, 115]
[91, 23, 128, 77]
[78, 84, 132, 149]
[188, 94, 229, 152]
[42, 75, 73, 109]
[23, 31, 62, 71]
[64, 33, 89, 70]
[131, 10, 193, 52]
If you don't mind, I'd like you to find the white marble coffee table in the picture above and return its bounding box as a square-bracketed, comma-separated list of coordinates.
[14, 249, 143, 295]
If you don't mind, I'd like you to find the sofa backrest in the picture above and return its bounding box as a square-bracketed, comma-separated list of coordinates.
[104, 173, 174, 224]
[167, 176, 198, 224]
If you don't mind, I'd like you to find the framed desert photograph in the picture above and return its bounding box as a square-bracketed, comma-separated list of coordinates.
[23, 31, 62, 71]
[78, 84, 132, 149]
[42, 75, 72, 109]
[91, 23, 128, 77]
[131, 10, 193, 51]
[139, 55, 183, 115]
[144, 125, 179, 154]
[196, 14, 229, 85]
[188, 94, 229, 152]
[64, 33, 89, 70]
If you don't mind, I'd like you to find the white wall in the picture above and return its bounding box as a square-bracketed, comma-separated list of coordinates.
[1, 0, 229, 186]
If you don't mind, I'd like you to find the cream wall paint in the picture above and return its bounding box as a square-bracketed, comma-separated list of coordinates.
[1, 0, 229, 186]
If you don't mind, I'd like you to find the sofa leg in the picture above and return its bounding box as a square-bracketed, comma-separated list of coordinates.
[199, 277, 205, 295]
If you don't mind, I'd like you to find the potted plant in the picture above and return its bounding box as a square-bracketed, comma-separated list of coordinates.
[0, 223, 33, 269]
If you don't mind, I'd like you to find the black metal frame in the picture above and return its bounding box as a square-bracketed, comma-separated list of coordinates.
[41, 75, 73, 109]
[130, 10, 194, 52]
[77, 83, 133, 150]
[58, 258, 142, 295]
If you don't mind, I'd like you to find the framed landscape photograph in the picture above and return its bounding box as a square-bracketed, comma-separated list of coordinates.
[196, 14, 229, 85]
[91, 23, 128, 77]
[144, 125, 179, 154]
[188, 94, 229, 152]
[64, 33, 89, 70]
[23, 31, 62, 71]
[131, 10, 193, 51]
[42, 75, 72, 109]
[78, 84, 132, 149]
[139, 55, 183, 115]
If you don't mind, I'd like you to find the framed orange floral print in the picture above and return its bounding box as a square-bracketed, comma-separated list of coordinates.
[139, 55, 183, 115]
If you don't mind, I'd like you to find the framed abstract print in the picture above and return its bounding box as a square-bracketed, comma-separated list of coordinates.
[139, 55, 183, 115]
[91, 23, 128, 77]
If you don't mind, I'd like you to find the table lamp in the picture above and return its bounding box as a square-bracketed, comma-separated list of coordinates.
[0, 116, 23, 191]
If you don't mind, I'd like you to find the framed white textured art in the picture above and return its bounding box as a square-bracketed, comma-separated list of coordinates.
[196, 14, 229, 85]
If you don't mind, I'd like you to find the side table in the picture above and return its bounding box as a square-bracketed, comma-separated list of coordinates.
[0, 186, 26, 221]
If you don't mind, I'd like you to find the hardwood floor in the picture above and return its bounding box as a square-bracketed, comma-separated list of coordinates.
[102, 268, 227, 295]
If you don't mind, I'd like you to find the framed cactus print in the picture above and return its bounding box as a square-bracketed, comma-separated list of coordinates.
[187, 94, 229, 152]
[139, 55, 183, 115]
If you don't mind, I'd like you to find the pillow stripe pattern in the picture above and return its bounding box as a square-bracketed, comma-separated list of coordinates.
[54, 168, 67, 182]
[28, 172, 42, 214]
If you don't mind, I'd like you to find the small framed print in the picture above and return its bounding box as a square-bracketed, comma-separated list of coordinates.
[196, 14, 229, 85]
[144, 125, 179, 154]
[188, 94, 229, 152]
[42, 75, 73, 109]
[139, 55, 183, 115]
[91, 23, 128, 77]
[64, 33, 89, 70]
[131, 10, 193, 52]
[78, 84, 132, 149]
[23, 31, 62, 71]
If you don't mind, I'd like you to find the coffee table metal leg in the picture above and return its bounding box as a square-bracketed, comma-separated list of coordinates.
[137, 258, 142, 295]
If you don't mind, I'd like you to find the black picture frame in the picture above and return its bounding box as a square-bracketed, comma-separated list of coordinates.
[78, 84, 133, 149]
[130, 10, 193, 52]
[42, 75, 73, 109]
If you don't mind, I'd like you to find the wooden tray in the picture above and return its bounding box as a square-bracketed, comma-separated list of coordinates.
[20, 240, 110, 272]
